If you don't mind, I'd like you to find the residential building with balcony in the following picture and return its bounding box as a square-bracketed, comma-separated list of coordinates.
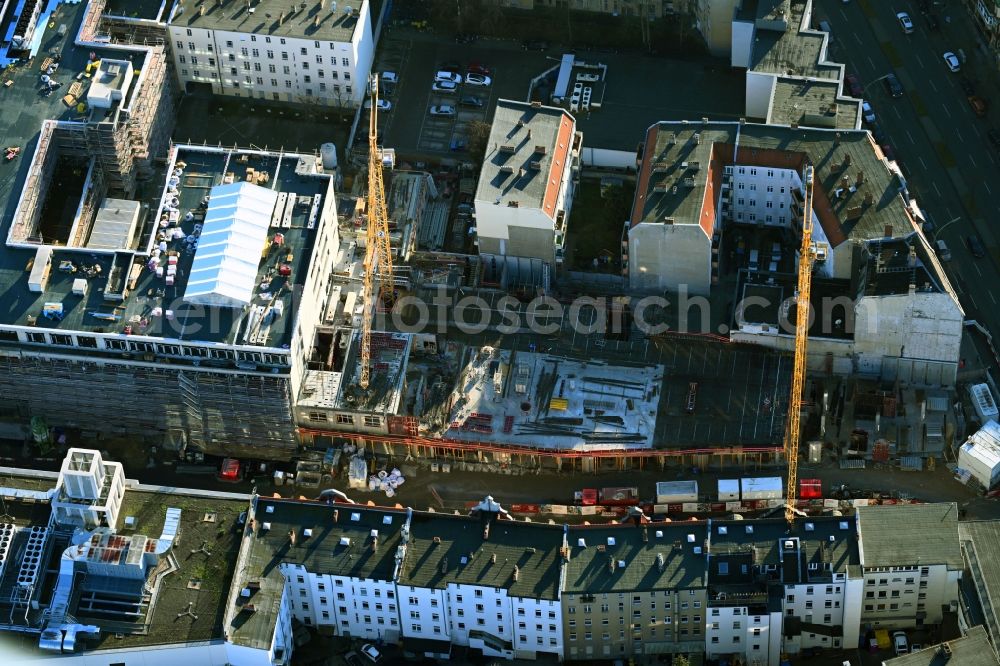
[561, 515, 709, 661]
[856, 504, 963, 631]
[166, 0, 377, 108]
[474, 99, 582, 267]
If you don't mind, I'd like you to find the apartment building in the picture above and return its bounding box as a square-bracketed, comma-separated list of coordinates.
[561, 517, 709, 661]
[474, 99, 582, 266]
[398, 498, 566, 660]
[167, 0, 376, 108]
[856, 504, 963, 630]
[706, 517, 862, 665]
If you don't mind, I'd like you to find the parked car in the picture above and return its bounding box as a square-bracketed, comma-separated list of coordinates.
[943, 51, 961, 72]
[459, 95, 484, 108]
[960, 76, 976, 96]
[467, 62, 492, 76]
[893, 632, 909, 656]
[862, 101, 875, 124]
[880, 143, 896, 161]
[884, 72, 904, 98]
[434, 71, 462, 84]
[969, 95, 989, 117]
[345, 652, 363, 666]
[432, 81, 458, 93]
[988, 128, 1000, 152]
[968, 234, 987, 258]
[846, 73, 863, 97]
[380, 71, 398, 84]
[362, 98, 392, 112]
[897, 12, 914, 33]
[360, 644, 382, 663]
[870, 121, 887, 144]
[465, 73, 491, 87]
[429, 105, 456, 117]
[936, 239, 952, 261]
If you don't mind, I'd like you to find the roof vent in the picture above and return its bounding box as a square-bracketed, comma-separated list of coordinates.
[829, 535, 836, 542]
[530, 100, 542, 108]
[302, 528, 313, 538]
[383, 515, 392, 525]
[746, 525, 754, 534]
[529, 160, 542, 170]
[262, 522, 271, 531]
[683, 177, 696, 188]
[838, 521, 849, 530]
[607, 537, 616, 546]
[499, 165, 514, 174]
[432, 536, 442, 544]
[350, 512, 361, 521]
[784, 539, 796, 549]
[265, 505, 274, 513]
[507, 201, 519, 208]
[499, 144, 516, 154]
[339, 537, 350, 546]
[718, 526, 728, 535]
[654, 530, 663, 538]
[534, 145, 548, 155]
[693, 546, 702, 554]
[804, 523, 815, 531]
[687, 534, 695, 543]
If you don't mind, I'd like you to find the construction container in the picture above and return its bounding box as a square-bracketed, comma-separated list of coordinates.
[959, 421, 1000, 490]
[718, 479, 740, 502]
[740, 477, 783, 500]
[970, 383, 999, 424]
[599, 487, 640, 506]
[799, 478, 822, 499]
[656, 480, 698, 504]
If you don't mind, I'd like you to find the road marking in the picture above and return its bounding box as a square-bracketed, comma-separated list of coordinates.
[970, 154, 977, 167]
[906, 130, 915, 145]
[991, 291, 998, 305]
[986, 182, 993, 195]
[929, 79, 938, 92]
[933, 181, 942, 196]
[973, 125, 982, 138]
[894, 106, 902, 119]
[918, 155, 928, 170]
[854, 32, 862, 45]
[970, 293, 980, 309]
[915, 54, 924, 68]
[942, 103, 951, 117]
[975, 263, 984, 277]
[867, 55, 876, 70]
[956, 130, 964, 143]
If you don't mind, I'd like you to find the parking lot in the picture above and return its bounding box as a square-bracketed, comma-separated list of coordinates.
[374, 28, 745, 159]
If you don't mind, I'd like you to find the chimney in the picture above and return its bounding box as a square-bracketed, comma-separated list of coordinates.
[371, 535, 378, 551]
[607, 554, 615, 574]
[908, 245, 917, 267]
[483, 523, 490, 541]
[518, 168, 525, 179]
[840, 175, 850, 189]
[527, 128, 532, 139]
[834, 132, 841, 144]
[314, 14, 320, 27]
[656, 552, 666, 572]
[843, 153, 852, 169]
[513, 564, 520, 582]
[491, 553, 497, 564]
[320, 0, 326, 7]
[440, 558, 448, 574]
[856, 171, 865, 186]
[863, 191, 874, 206]
[288, 529, 297, 546]
[199, 4, 206, 16]
[279, 11, 285, 24]
[333, 509, 339, 522]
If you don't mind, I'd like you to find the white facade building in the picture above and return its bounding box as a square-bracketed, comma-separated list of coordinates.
[706, 606, 782, 666]
[167, 0, 376, 108]
[474, 99, 581, 265]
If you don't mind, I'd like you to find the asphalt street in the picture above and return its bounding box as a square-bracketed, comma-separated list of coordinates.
[816, 0, 1000, 366]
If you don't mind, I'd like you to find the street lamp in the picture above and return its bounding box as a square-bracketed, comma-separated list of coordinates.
[933, 216, 962, 237]
[860, 73, 892, 96]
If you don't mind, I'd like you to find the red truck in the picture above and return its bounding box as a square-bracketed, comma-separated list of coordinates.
[575, 487, 640, 507]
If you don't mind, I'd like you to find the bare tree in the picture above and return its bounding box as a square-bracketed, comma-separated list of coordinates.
[466, 119, 492, 163]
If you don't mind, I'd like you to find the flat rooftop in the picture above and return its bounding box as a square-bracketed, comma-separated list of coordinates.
[0, 469, 247, 651]
[476, 99, 576, 216]
[0, 146, 330, 348]
[230, 500, 409, 650]
[884, 625, 998, 666]
[860, 236, 950, 298]
[748, 0, 841, 82]
[563, 521, 709, 593]
[632, 121, 917, 248]
[169, 0, 369, 44]
[771, 78, 860, 130]
[858, 503, 962, 569]
[104, 0, 178, 22]
[439, 347, 664, 450]
[401, 510, 564, 600]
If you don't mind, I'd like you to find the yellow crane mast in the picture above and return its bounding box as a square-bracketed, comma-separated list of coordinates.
[359, 75, 395, 390]
[785, 164, 816, 524]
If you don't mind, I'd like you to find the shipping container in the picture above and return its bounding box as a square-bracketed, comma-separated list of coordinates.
[574, 488, 599, 506]
[741, 476, 783, 500]
[718, 479, 740, 501]
[656, 480, 698, 504]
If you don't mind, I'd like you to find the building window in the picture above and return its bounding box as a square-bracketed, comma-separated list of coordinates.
[179, 55, 186, 64]
[363, 415, 381, 428]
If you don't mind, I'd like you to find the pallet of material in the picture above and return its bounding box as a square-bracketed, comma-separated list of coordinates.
[271, 192, 288, 228]
[40, 57, 53, 71]
[281, 192, 294, 228]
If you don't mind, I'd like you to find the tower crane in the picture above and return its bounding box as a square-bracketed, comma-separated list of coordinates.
[785, 164, 815, 524]
[359, 75, 395, 389]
